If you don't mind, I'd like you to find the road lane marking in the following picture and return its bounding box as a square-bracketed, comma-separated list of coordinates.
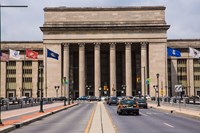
[139, 112, 148, 116]
[84, 104, 97, 133]
[164, 123, 174, 128]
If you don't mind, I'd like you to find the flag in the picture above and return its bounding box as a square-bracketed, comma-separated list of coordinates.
[9, 49, 20, 60]
[0, 52, 9, 62]
[167, 47, 181, 57]
[26, 49, 38, 59]
[47, 49, 59, 60]
[189, 47, 200, 58]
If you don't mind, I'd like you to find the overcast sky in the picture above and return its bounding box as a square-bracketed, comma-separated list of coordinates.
[1, 0, 200, 41]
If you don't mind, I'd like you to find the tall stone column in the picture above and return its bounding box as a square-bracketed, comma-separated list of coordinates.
[125, 43, 132, 96]
[110, 43, 116, 96]
[188, 59, 194, 96]
[141, 42, 148, 96]
[1, 62, 6, 97]
[79, 43, 85, 97]
[63, 43, 70, 99]
[94, 43, 101, 97]
[16, 61, 22, 98]
[32, 61, 38, 98]
[171, 59, 177, 96]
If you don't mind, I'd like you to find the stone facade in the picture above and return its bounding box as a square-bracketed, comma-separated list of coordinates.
[0, 7, 200, 98]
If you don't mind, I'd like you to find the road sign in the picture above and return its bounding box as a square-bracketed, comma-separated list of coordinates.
[161, 90, 164, 95]
[175, 85, 183, 92]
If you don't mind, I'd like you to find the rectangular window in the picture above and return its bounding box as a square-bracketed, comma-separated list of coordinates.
[177, 59, 187, 87]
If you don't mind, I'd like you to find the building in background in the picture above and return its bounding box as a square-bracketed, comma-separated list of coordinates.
[1, 6, 200, 99]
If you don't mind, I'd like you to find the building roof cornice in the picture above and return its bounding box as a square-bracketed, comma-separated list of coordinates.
[44, 6, 166, 12]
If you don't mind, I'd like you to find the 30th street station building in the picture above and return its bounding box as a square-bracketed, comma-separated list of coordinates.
[1, 6, 200, 99]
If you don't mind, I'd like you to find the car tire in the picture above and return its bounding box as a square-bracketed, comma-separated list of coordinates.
[118, 112, 122, 115]
[136, 112, 139, 115]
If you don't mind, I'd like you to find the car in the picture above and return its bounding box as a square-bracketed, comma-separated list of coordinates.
[117, 99, 139, 115]
[0, 98, 9, 106]
[136, 98, 148, 109]
[77, 96, 88, 100]
[100, 96, 106, 101]
[58, 96, 67, 101]
[107, 96, 118, 105]
[87, 96, 99, 101]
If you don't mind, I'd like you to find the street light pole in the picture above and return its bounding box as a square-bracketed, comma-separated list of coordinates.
[156, 73, 160, 106]
[0, 4, 28, 125]
[63, 77, 67, 106]
[142, 66, 146, 99]
[98, 87, 101, 100]
[39, 63, 44, 112]
[54, 86, 60, 98]
[121, 85, 126, 96]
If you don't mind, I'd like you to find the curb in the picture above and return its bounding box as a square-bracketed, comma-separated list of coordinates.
[150, 105, 200, 121]
[0, 103, 79, 133]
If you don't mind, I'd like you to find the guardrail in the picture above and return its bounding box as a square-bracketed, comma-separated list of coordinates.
[149, 100, 200, 111]
[0, 98, 54, 111]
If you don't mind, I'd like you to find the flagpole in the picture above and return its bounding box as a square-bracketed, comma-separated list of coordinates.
[188, 45, 190, 96]
[45, 44, 47, 97]
[22, 46, 26, 97]
[0, 3, 27, 126]
[7, 47, 9, 98]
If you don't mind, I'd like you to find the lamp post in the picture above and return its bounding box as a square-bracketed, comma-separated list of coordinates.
[39, 63, 44, 112]
[54, 86, 60, 98]
[138, 91, 141, 99]
[63, 77, 67, 106]
[121, 85, 126, 96]
[99, 87, 101, 100]
[86, 85, 91, 96]
[153, 85, 158, 100]
[0, 4, 28, 125]
[156, 73, 160, 106]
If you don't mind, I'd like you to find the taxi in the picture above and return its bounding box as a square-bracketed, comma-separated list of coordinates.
[117, 99, 139, 115]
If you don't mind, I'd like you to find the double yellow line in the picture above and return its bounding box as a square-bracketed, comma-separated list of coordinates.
[84, 104, 97, 133]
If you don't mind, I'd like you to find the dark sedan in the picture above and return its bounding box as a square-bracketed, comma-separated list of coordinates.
[136, 99, 148, 109]
[117, 99, 139, 115]
[77, 96, 88, 100]
[87, 96, 100, 101]
[107, 96, 118, 105]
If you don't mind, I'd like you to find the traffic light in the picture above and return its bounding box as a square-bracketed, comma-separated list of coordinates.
[104, 86, 109, 91]
[137, 77, 141, 83]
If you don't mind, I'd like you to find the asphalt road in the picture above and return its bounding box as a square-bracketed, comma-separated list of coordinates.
[10, 102, 96, 133]
[105, 104, 200, 133]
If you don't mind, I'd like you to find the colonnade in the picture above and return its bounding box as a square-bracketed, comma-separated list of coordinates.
[63, 42, 148, 97]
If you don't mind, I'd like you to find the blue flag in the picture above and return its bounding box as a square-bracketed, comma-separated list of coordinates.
[167, 47, 181, 57]
[47, 49, 59, 60]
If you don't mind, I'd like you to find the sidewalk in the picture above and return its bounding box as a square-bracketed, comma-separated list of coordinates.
[148, 102, 200, 120]
[88, 102, 116, 133]
[0, 102, 78, 133]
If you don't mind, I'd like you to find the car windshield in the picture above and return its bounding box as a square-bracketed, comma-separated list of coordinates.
[111, 97, 117, 100]
[137, 99, 146, 103]
[121, 100, 135, 106]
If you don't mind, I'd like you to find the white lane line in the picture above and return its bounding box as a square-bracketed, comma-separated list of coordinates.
[164, 123, 174, 128]
[139, 112, 148, 116]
